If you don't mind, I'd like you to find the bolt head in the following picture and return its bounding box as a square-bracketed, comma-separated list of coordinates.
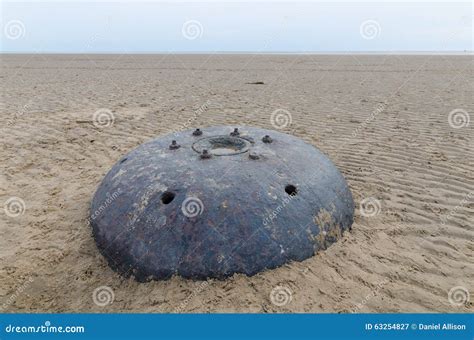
[200, 149, 212, 159]
[169, 140, 181, 150]
[193, 128, 203, 136]
[249, 152, 260, 160]
[262, 135, 273, 143]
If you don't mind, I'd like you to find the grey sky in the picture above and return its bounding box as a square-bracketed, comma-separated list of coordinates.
[1, 1, 472, 53]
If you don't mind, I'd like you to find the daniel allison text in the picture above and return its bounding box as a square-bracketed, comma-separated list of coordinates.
[418, 323, 466, 330]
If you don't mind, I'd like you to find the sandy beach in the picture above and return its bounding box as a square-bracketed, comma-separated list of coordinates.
[0, 54, 472, 313]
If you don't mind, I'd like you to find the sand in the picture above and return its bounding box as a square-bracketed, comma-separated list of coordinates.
[0, 54, 472, 313]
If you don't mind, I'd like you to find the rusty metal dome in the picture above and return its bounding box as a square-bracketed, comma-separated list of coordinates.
[90, 126, 354, 281]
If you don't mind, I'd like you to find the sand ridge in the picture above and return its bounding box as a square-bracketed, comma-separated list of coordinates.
[0, 54, 472, 313]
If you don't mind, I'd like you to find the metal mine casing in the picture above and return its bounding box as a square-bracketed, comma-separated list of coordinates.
[90, 126, 354, 281]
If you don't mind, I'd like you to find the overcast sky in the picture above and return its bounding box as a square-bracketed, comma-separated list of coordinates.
[1, 1, 472, 53]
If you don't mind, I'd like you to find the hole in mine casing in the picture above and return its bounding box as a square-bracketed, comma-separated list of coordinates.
[285, 184, 298, 196]
[161, 191, 175, 204]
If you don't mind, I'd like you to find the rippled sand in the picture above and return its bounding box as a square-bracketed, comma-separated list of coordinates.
[0, 54, 472, 313]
